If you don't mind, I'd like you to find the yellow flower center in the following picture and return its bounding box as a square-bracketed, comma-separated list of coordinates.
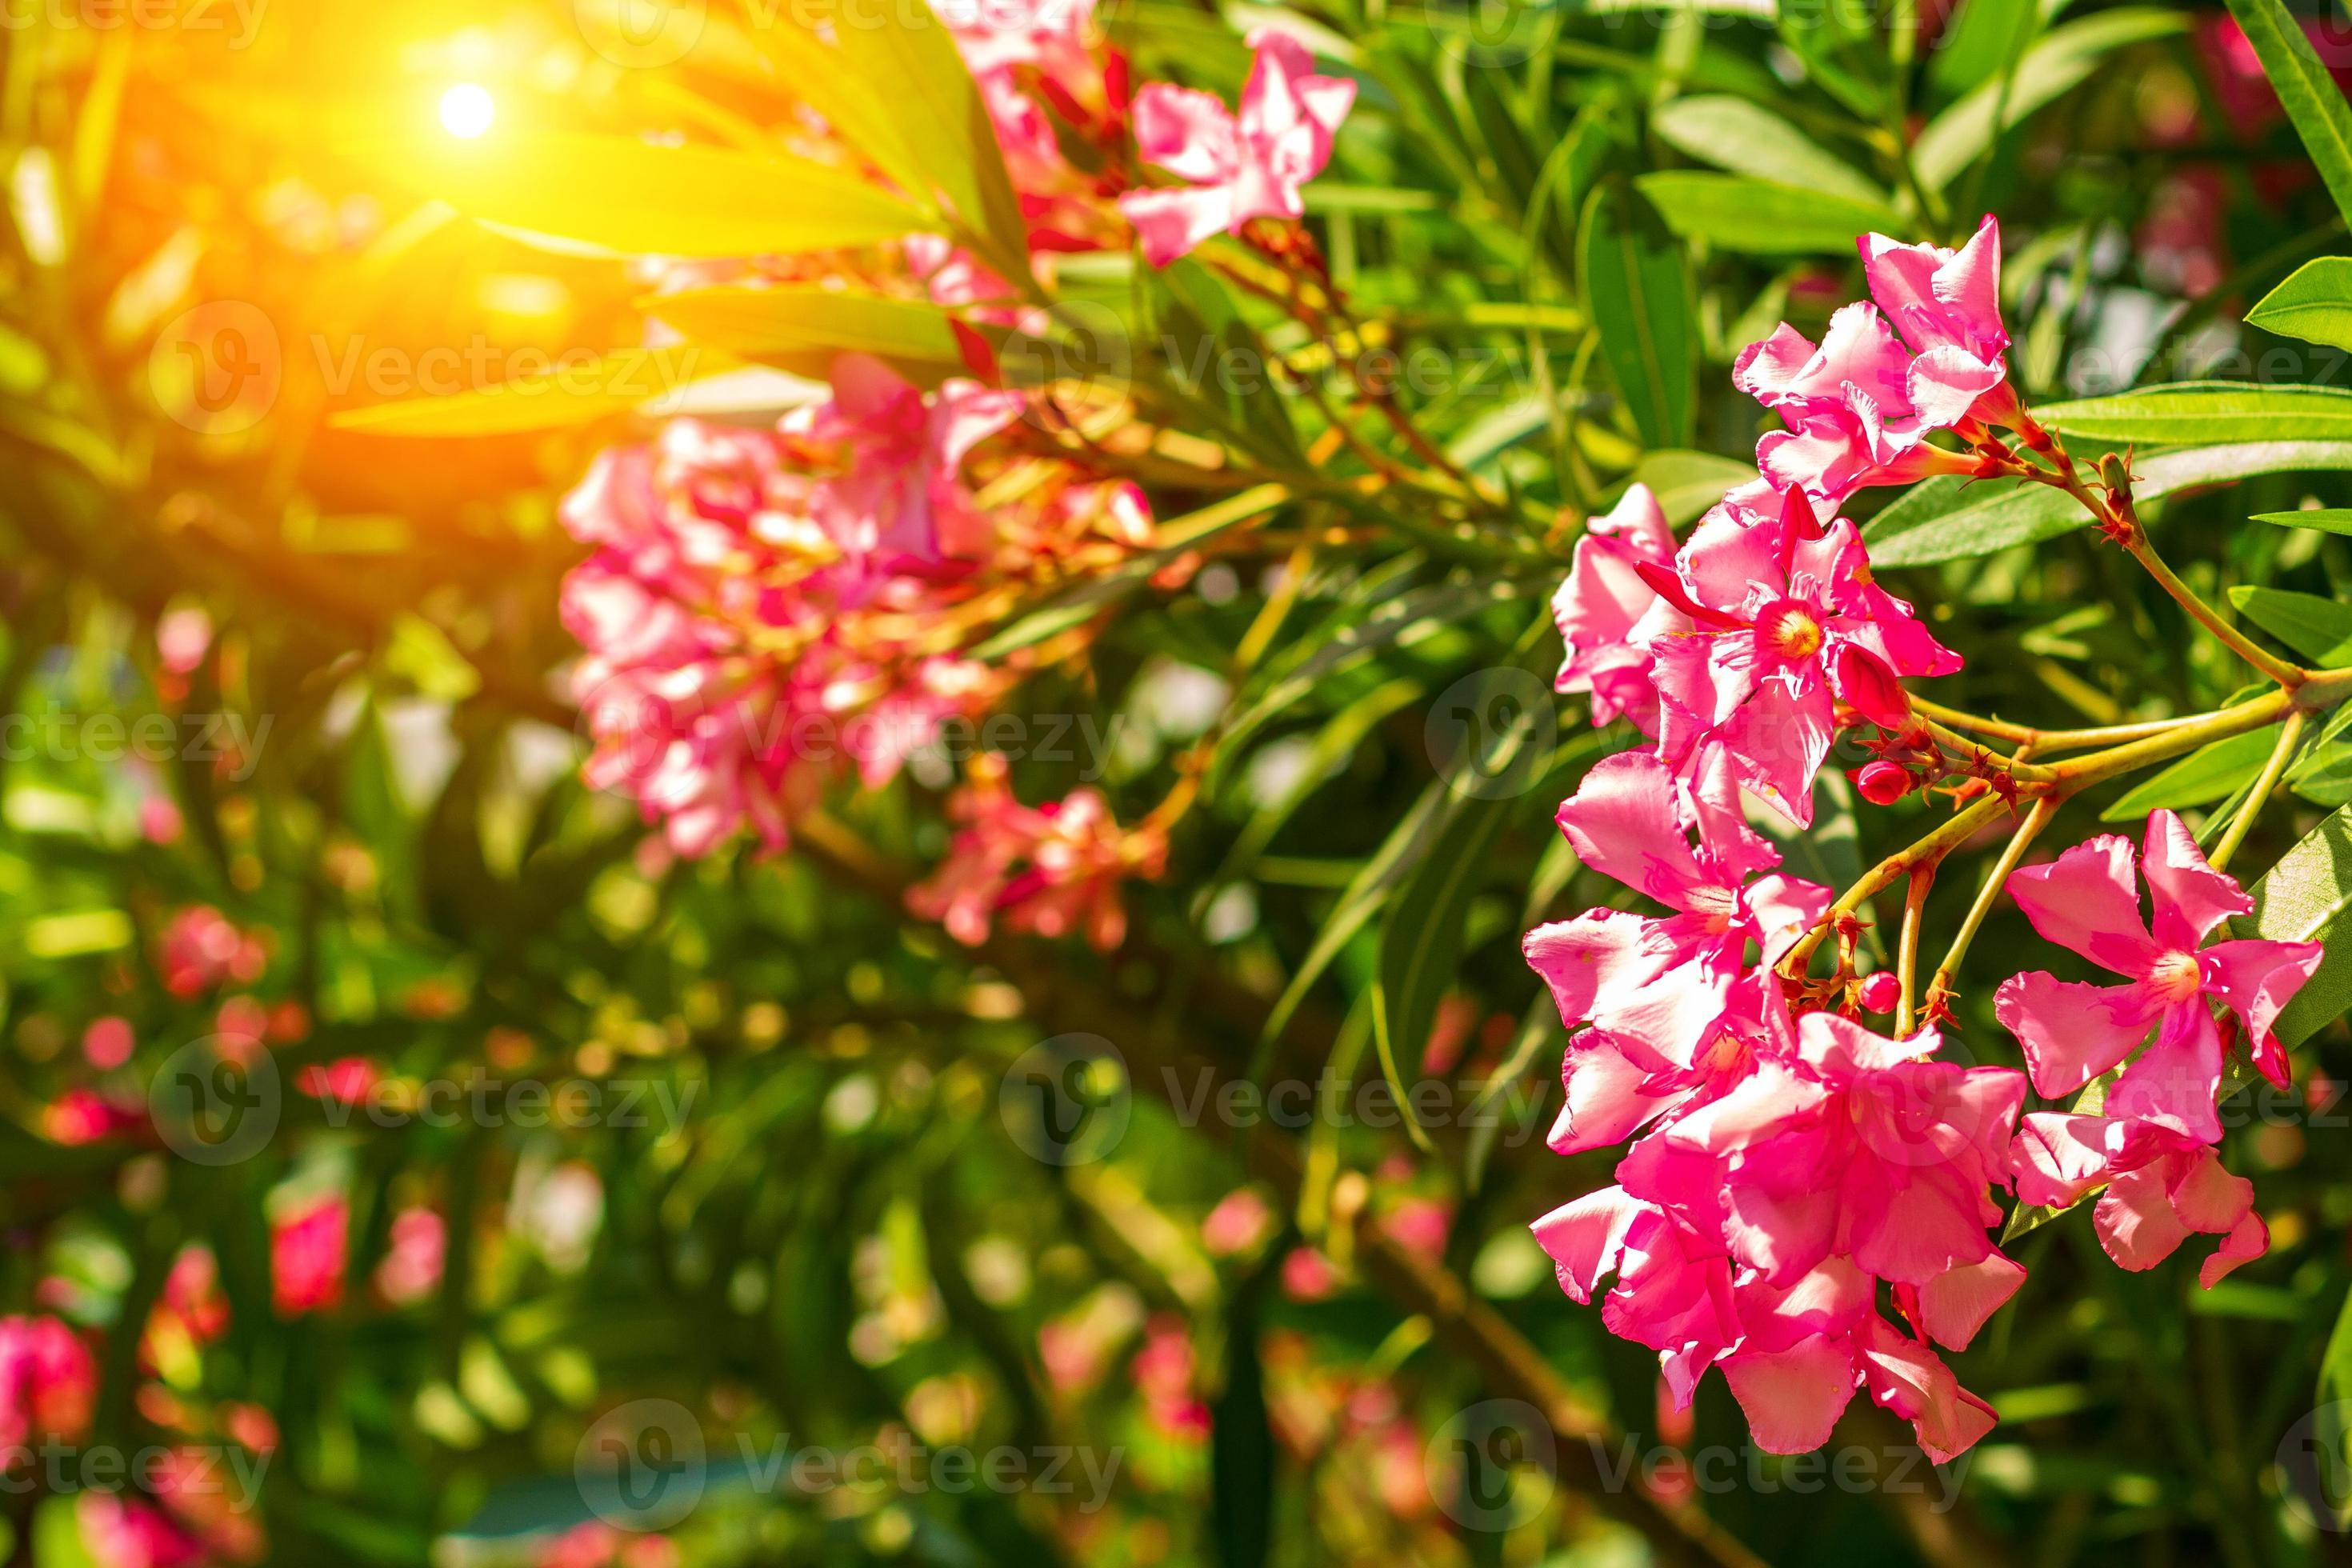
[2150, 950, 2202, 1002]
[1762, 606, 1824, 660]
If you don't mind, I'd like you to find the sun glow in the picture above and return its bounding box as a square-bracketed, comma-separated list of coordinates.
[438, 83, 496, 140]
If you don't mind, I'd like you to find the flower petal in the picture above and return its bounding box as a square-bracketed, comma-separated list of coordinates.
[1993, 971, 2158, 1098]
[2006, 834, 2159, 976]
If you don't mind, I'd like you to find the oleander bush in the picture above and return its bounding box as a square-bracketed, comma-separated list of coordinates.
[15, 0, 2352, 1562]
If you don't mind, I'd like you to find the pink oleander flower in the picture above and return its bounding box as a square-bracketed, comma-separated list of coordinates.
[1858, 215, 2022, 434]
[1632, 1013, 2026, 1295]
[792, 354, 1025, 572]
[1995, 810, 2321, 1285]
[0, 1314, 96, 1454]
[1534, 1189, 2006, 1459]
[1550, 482, 1686, 731]
[1118, 30, 1354, 266]
[907, 754, 1167, 949]
[2012, 1114, 2271, 1286]
[1736, 304, 1983, 509]
[561, 367, 1026, 858]
[1640, 490, 1962, 823]
[270, 1193, 349, 1318]
[1525, 751, 1831, 1086]
[1734, 218, 2024, 509]
[1994, 810, 2323, 1132]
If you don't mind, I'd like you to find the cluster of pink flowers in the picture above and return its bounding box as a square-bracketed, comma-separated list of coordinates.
[907, 753, 1167, 949]
[563, 6, 1362, 934]
[1528, 218, 2322, 1461]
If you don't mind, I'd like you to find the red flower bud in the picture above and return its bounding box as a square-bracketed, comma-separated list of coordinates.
[1857, 972, 1901, 1014]
[1852, 761, 1914, 806]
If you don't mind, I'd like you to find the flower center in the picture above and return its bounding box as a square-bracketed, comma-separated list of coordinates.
[1762, 606, 1824, 660]
[2149, 950, 2202, 1002]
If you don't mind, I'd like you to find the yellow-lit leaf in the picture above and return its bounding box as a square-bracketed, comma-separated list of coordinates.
[646, 286, 967, 385]
[329, 345, 717, 437]
[348, 133, 934, 258]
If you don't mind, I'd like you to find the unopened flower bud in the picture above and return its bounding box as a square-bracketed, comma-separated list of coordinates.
[1852, 761, 1914, 806]
[1857, 972, 1901, 1014]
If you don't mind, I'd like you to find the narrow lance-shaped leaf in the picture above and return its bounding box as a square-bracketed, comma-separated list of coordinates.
[346, 133, 935, 258]
[2247, 258, 2352, 354]
[2223, 0, 2352, 230]
[1579, 180, 1694, 450]
[1650, 95, 1889, 206]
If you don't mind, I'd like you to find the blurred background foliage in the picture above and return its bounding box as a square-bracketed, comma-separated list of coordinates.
[7, 0, 2352, 1564]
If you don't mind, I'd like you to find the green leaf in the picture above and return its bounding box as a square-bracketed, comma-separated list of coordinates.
[1927, 0, 2042, 98]
[825, 0, 1029, 270]
[2254, 508, 2352, 536]
[1631, 450, 1756, 526]
[2228, 586, 2352, 665]
[1650, 96, 1888, 206]
[1632, 171, 1907, 256]
[2222, 0, 2352, 230]
[2231, 801, 2352, 1047]
[1914, 10, 2190, 192]
[2246, 258, 2352, 353]
[327, 345, 718, 436]
[1579, 180, 1695, 449]
[2100, 728, 2282, 820]
[350, 133, 934, 258]
[1866, 442, 2352, 566]
[1374, 786, 1517, 1150]
[644, 286, 968, 386]
[2039, 381, 2352, 444]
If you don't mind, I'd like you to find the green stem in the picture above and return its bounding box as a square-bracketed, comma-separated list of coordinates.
[2210, 708, 2306, 870]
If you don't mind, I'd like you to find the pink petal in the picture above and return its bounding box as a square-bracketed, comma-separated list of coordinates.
[2006, 834, 2159, 976]
[2093, 1162, 2193, 1271]
[1130, 83, 1239, 182]
[2105, 1002, 2225, 1146]
[1722, 1335, 1859, 1454]
[2166, 1146, 2254, 1235]
[1549, 1034, 1677, 1155]
[1117, 186, 1234, 267]
[1530, 1186, 1646, 1304]
[1992, 970, 2158, 1098]
[1524, 910, 1672, 1032]
[1858, 1317, 1999, 1464]
[2141, 809, 2253, 948]
[2199, 1210, 2268, 1288]
[1914, 1253, 2026, 1352]
[1552, 751, 1712, 906]
[2008, 1112, 2113, 1209]
[2199, 935, 2326, 1062]
[1744, 873, 1834, 966]
[1826, 641, 1910, 728]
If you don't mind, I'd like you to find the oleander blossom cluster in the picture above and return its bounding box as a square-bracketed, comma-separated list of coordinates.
[562, 7, 1361, 944]
[1526, 217, 2323, 1462]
